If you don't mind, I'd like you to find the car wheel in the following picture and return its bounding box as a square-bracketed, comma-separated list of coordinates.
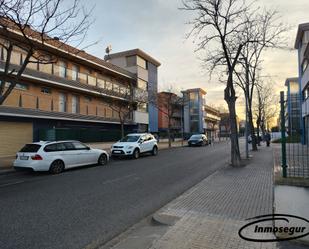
[152, 146, 158, 156]
[133, 148, 140, 159]
[98, 154, 108, 166]
[49, 160, 64, 174]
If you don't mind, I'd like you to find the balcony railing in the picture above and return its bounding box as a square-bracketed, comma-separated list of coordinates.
[0, 57, 134, 100]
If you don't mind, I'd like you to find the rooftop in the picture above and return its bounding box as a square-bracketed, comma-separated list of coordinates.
[107, 49, 161, 67]
[294, 23, 309, 49]
[181, 88, 207, 95]
[285, 77, 299, 86]
[0, 18, 136, 80]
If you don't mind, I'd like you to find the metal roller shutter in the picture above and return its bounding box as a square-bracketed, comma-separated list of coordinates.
[0, 121, 33, 157]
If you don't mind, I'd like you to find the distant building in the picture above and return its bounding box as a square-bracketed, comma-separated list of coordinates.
[106, 49, 161, 133]
[294, 23, 309, 144]
[182, 88, 206, 134]
[203, 104, 221, 140]
[219, 113, 239, 137]
[157, 92, 182, 136]
[285, 77, 301, 134]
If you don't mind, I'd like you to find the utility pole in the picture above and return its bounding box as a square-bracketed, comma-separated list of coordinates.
[245, 95, 249, 159]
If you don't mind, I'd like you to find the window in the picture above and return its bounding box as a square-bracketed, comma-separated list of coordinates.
[97, 78, 105, 88]
[71, 95, 79, 114]
[5, 82, 28, 90]
[106, 81, 113, 91]
[137, 79, 148, 91]
[302, 59, 309, 75]
[44, 143, 66, 152]
[137, 56, 147, 69]
[19, 144, 41, 152]
[126, 56, 136, 67]
[63, 142, 75, 150]
[85, 96, 92, 102]
[72, 65, 79, 81]
[72, 141, 89, 150]
[59, 93, 67, 112]
[41, 87, 51, 94]
[59, 61, 67, 78]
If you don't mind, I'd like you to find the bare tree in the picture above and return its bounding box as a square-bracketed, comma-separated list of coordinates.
[254, 82, 279, 140]
[235, 9, 288, 151]
[105, 83, 138, 138]
[182, 0, 255, 166]
[0, 0, 92, 104]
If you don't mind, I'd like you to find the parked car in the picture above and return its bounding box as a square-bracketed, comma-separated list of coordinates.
[188, 134, 208, 146]
[111, 133, 158, 159]
[13, 141, 109, 174]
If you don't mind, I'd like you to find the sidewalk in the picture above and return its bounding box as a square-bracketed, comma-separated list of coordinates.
[103, 146, 308, 249]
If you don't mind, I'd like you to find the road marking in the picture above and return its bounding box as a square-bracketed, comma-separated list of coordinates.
[0, 180, 25, 188]
[101, 174, 136, 185]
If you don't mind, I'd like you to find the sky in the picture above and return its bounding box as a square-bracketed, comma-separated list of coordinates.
[82, 0, 309, 119]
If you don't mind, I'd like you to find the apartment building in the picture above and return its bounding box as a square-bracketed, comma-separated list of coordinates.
[285, 77, 301, 134]
[105, 49, 161, 133]
[0, 24, 152, 156]
[157, 92, 183, 136]
[294, 23, 309, 144]
[203, 104, 221, 140]
[182, 88, 206, 134]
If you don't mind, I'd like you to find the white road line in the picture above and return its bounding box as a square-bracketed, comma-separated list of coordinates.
[101, 174, 137, 185]
[0, 180, 25, 188]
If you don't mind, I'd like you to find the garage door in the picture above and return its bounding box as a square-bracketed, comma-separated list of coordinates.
[0, 121, 33, 157]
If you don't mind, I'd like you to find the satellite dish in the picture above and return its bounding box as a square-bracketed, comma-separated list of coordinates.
[105, 45, 112, 55]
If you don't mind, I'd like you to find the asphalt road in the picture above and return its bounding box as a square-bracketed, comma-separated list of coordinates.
[0, 141, 233, 249]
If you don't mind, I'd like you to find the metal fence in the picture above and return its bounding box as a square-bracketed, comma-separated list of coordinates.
[38, 128, 123, 143]
[280, 91, 309, 178]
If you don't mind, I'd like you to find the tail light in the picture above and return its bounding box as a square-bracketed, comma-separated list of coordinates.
[31, 154, 43, 160]
[15, 154, 18, 159]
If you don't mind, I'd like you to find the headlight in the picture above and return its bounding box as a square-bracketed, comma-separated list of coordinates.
[127, 146, 134, 149]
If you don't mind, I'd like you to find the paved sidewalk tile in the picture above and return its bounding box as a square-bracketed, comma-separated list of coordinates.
[149, 146, 307, 249]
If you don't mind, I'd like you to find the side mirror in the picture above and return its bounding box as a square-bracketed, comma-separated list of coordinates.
[86, 146, 91, 150]
[139, 140, 144, 144]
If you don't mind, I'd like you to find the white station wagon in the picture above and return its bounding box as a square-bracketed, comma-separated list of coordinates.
[14, 140, 109, 174]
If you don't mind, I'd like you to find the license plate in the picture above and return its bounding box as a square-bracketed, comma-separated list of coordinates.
[20, 156, 29, 160]
[113, 150, 121, 154]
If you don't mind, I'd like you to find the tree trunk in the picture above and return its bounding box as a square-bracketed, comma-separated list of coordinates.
[120, 121, 125, 138]
[167, 118, 172, 148]
[224, 85, 241, 167]
[247, 108, 257, 151]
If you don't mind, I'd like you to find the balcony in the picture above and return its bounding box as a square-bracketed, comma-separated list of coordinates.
[0, 60, 133, 101]
[301, 65, 309, 91]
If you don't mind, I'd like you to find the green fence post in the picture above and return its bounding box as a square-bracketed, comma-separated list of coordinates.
[280, 91, 287, 178]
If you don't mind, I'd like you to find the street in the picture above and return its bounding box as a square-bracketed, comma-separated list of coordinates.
[0, 141, 231, 249]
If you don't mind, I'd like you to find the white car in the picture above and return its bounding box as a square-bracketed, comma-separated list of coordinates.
[111, 133, 158, 159]
[13, 140, 109, 174]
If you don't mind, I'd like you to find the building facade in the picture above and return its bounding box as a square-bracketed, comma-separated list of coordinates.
[0, 25, 156, 156]
[157, 92, 182, 136]
[219, 113, 239, 138]
[203, 104, 221, 140]
[182, 88, 206, 134]
[106, 49, 161, 133]
[285, 77, 301, 134]
[294, 23, 309, 145]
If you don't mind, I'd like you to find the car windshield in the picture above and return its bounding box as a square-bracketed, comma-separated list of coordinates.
[190, 135, 202, 140]
[19, 144, 41, 153]
[120, 135, 140, 142]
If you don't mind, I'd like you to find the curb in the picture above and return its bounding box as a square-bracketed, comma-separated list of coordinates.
[0, 168, 16, 176]
[152, 213, 181, 226]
